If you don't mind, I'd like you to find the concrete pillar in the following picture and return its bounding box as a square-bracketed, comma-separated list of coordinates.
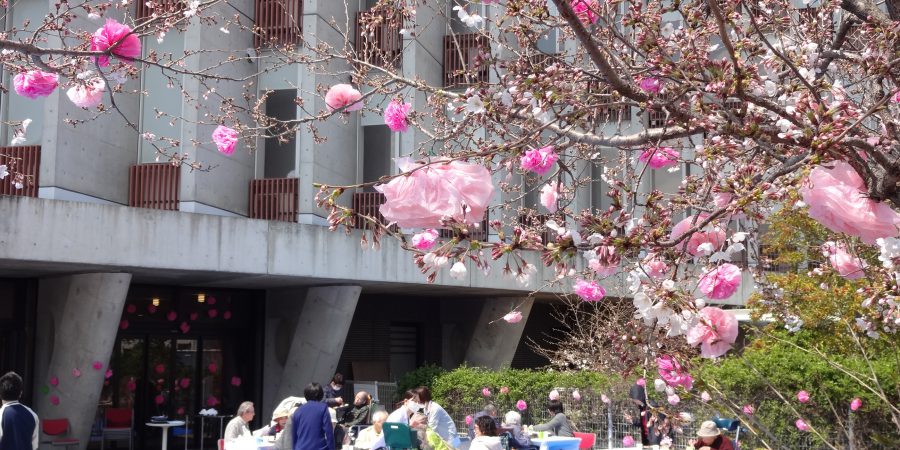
[264, 286, 361, 412]
[32, 273, 132, 450]
[464, 297, 535, 370]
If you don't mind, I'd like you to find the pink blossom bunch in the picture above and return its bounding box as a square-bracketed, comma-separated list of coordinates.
[212, 125, 239, 155]
[91, 20, 142, 67]
[376, 158, 494, 228]
[67, 78, 106, 108]
[573, 279, 605, 301]
[622, 436, 635, 447]
[670, 214, 727, 256]
[697, 263, 742, 300]
[540, 181, 560, 213]
[656, 355, 693, 390]
[572, 390, 581, 401]
[13, 70, 59, 99]
[638, 147, 679, 169]
[822, 241, 866, 279]
[503, 311, 523, 324]
[516, 400, 527, 411]
[850, 398, 862, 411]
[570, 0, 600, 25]
[801, 161, 900, 244]
[636, 378, 646, 387]
[743, 404, 755, 415]
[687, 307, 739, 358]
[795, 419, 810, 432]
[482, 387, 491, 397]
[641, 254, 669, 279]
[465, 415, 473, 426]
[639, 76, 663, 94]
[500, 386, 509, 394]
[411, 229, 439, 251]
[324, 84, 363, 112]
[548, 390, 560, 400]
[701, 391, 711, 402]
[589, 246, 620, 277]
[519, 145, 558, 175]
[797, 391, 810, 403]
[383, 100, 412, 132]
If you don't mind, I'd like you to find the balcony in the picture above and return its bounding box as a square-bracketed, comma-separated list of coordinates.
[437, 212, 490, 241]
[352, 192, 398, 231]
[518, 214, 551, 245]
[444, 34, 489, 87]
[0, 146, 40, 197]
[254, 0, 303, 47]
[128, 163, 180, 211]
[356, 10, 402, 69]
[587, 82, 632, 123]
[249, 178, 298, 222]
[135, 0, 183, 20]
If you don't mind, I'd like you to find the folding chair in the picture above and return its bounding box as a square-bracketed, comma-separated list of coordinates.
[573, 432, 596, 449]
[383, 423, 419, 450]
[42, 418, 80, 450]
[101, 408, 133, 450]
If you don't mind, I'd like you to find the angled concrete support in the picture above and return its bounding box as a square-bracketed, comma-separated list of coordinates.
[464, 297, 534, 370]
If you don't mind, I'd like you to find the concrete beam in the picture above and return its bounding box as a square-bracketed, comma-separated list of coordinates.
[464, 297, 534, 370]
[31, 273, 132, 450]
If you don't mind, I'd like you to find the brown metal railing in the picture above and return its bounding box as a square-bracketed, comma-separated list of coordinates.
[518, 214, 551, 245]
[356, 10, 402, 69]
[0, 146, 40, 197]
[352, 191, 399, 231]
[254, 0, 303, 47]
[444, 33, 489, 87]
[587, 81, 632, 123]
[128, 163, 180, 211]
[437, 212, 489, 241]
[135, 0, 183, 20]
[249, 177, 298, 222]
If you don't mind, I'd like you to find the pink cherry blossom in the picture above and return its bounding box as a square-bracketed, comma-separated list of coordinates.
[641, 254, 669, 279]
[465, 415, 473, 425]
[622, 436, 635, 447]
[701, 391, 711, 402]
[503, 311, 523, 323]
[376, 159, 494, 228]
[384, 100, 412, 132]
[91, 20, 142, 67]
[500, 386, 509, 394]
[67, 78, 105, 108]
[638, 147, 679, 169]
[670, 214, 727, 256]
[667, 393, 680, 405]
[639, 76, 663, 94]
[212, 125, 239, 155]
[572, 390, 581, 401]
[697, 263, 742, 300]
[411, 229, 439, 251]
[850, 398, 862, 411]
[540, 181, 559, 213]
[801, 161, 900, 244]
[797, 391, 810, 403]
[520, 146, 558, 175]
[13, 70, 59, 99]
[589, 246, 620, 277]
[743, 404, 755, 415]
[325, 84, 363, 112]
[516, 399, 527, 411]
[687, 307, 739, 358]
[822, 242, 866, 279]
[894, 91, 900, 103]
[549, 390, 560, 400]
[571, 0, 599, 25]
[795, 419, 810, 431]
[656, 355, 693, 390]
[573, 279, 605, 301]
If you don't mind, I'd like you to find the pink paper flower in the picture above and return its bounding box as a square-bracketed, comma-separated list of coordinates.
[549, 389, 560, 400]
[180, 378, 191, 389]
[503, 311, 523, 324]
[850, 398, 862, 411]
[801, 161, 900, 244]
[540, 181, 560, 213]
[601, 394, 610, 403]
[180, 322, 190, 334]
[67, 78, 105, 108]
[212, 125, 239, 155]
[519, 146, 558, 176]
[154, 394, 165, 405]
[795, 419, 810, 431]
[687, 307, 739, 358]
[639, 147, 679, 170]
[465, 415, 473, 426]
[92, 361, 104, 371]
[500, 386, 509, 394]
[207, 395, 220, 407]
[697, 264, 742, 300]
[411, 229, 439, 251]
[207, 363, 218, 374]
[384, 100, 412, 132]
[120, 319, 129, 330]
[622, 435, 635, 447]
[127, 379, 137, 392]
[375, 159, 494, 228]
[639, 77, 663, 94]
[155, 364, 166, 374]
[190, 312, 198, 321]
[325, 84, 363, 112]
[105, 369, 113, 379]
[797, 390, 810, 403]
[231, 376, 242, 387]
[147, 304, 157, 314]
[656, 355, 693, 390]
[50, 395, 60, 406]
[208, 309, 218, 318]
[743, 404, 755, 415]
[126, 304, 136, 314]
[573, 279, 605, 302]
[822, 242, 866, 279]
[13, 70, 59, 99]
[167, 311, 177, 321]
[636, 378, 646, 387]
[50, 376, 59, 387]
[670, 214, 727, 256]
[482, 387, 491, 397]
[223, 311, 232, 320]
[516, 399, 527, 411]
[91, 19, 142, 67]
[572, 390, 581, 401]
[701, 391, 711, 402]
[176, 407, 185, 416]
[72, 368, 81, 378]
[571, 0, 599, 24]
[208, 297, 217, 305]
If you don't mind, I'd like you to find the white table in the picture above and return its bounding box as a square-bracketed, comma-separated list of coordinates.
[530, 436, 582, 450]
[146, 421, 186, 450]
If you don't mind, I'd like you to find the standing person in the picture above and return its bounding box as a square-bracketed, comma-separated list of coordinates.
[531, 400, 574, 437]
[323, 373, 345, 407]
[224, 401, 255, 448]
[276, 383, 334, 450]
[409, 413, 452, 450]
[0, 372, 38, 450]
[410, 386, 458, 447]
[627, 383, 651, 445]
[693, 421, 734, 450]
[385, 390, 415, 424]
[469, 415, 502, 450]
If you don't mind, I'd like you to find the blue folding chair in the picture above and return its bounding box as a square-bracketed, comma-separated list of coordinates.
[713, 418, 741, 449]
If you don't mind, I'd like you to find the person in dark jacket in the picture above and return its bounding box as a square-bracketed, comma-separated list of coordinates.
[276, 383, 334, 450]
[693, 421, 735, 450]
[323, 373, 345, 407]
[0, 372, 39, 450]
[626, 383, 651, 445]
[338, 391, 371, 427]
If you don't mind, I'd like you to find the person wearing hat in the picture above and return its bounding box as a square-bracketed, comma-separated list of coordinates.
[693, 420, 735, 450]
[265, 408, 290, 437]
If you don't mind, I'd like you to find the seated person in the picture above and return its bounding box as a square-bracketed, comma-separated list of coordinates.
[265, 408, 290, 437]
[501, 411, 535, 450]
[353, 410, 388, 450]
[693, 421, 735, 450]
[648, 412, 677, 445]
[468, 404, 498, 439]
[339, 391, 372, 427]
[531, 400, 574, 437]
[224, 401, 255, 448]
[469, 415, 502, 450]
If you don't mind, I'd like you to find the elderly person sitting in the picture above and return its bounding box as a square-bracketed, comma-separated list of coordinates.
[224, 402, 255, 448]
[339, 391, 372, 427]
[501, 411, 535, 449]
[693, 421, 734, 450]
[353, 410, 387, 450]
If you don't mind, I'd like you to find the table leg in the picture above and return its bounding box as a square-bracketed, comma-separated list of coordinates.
[218, 418, 225, 438]
[161, 427, 169, 450]
[200, 418, 206, 450]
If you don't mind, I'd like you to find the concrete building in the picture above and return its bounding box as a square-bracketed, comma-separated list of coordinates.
[0, 1, 759, 449]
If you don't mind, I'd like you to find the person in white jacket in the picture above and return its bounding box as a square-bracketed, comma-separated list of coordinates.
[411, 387, 459, 447]
[469, 415, 502, 450]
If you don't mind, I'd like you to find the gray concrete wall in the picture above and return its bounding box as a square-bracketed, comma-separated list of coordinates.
[463, 297, 534, 369]
[32, 273, 132, 450]
[261, 287, 307, 417]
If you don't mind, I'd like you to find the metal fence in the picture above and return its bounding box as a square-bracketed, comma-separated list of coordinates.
[344, 380, 400, 413]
